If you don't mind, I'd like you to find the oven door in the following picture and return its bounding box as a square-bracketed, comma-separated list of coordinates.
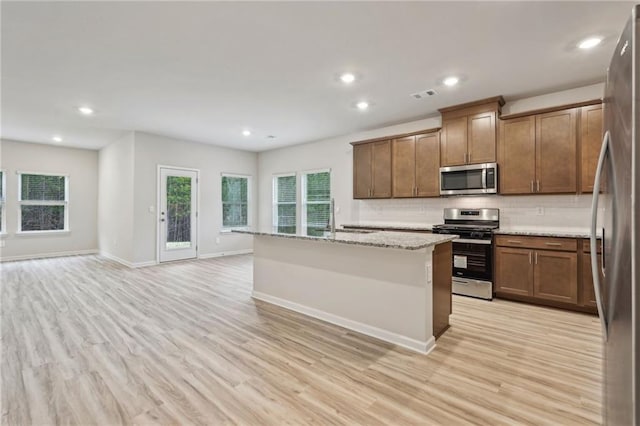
[452, 239, 493, 281]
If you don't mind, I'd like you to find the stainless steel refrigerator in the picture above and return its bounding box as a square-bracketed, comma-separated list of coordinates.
[590, 5, 640, 425]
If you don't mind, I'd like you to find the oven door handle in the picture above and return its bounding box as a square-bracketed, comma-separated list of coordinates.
[453, 238, 492, 245]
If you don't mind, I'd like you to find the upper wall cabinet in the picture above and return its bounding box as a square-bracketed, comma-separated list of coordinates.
[352, 140, 392, 199]
[499, 102, 601, 195]
[439, 96, 505, 167]
[579, 104, 604, 193]
[392, 132, 440, 198]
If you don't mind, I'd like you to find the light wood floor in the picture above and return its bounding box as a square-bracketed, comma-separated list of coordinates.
[1, 254, 602, 425]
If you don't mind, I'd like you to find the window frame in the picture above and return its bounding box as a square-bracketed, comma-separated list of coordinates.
[17, 171, 70, 234]
[301, 168, 331, 236]
[220, 173, 251, 231]
[272, 172, 297, 234]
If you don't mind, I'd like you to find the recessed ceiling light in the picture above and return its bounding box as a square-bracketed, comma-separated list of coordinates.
[52, 135, 63, 143]
[356, 101, 369, 110]
[242, 129, 251, 136]
[578, 37, 602, 49]
[340, 73, 356, 84]
[443, 76, 459, 87]
[78, 106, 94, 115]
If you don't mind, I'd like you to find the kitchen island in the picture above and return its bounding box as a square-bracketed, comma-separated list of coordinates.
[234, 229, 457, 354]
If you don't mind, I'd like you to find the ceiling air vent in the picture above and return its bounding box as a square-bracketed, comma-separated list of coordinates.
[410, 89, 437, 100]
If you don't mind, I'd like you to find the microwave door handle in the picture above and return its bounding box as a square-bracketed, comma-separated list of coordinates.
[481, 168, 487, 190]
[590, 130, 610, 342]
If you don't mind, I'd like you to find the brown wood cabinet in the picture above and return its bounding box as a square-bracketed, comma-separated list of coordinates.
[352, 140, 391, 199]
[536, 108, 577, 193]
[439, 97, 504, 167]
[579, 104, 604, 193]
[499, 108, 577, 194]
[392, 132, 440, 198]
[495, 235, 580, 309]
[498, 116, 536, 194]
[581, 239, 602, 309]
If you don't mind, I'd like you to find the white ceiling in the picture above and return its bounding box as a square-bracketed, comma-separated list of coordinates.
[0, 1, 634, 152]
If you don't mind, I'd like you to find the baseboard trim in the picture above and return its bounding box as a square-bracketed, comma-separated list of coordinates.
[99, 252, 157, 268]
[252, 291, 435, 355]
[0, 249, 98, 263]
[198, 249, 253, 259]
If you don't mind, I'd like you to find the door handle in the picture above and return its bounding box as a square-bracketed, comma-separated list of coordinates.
[590, 130, 610, 341]
[529, 251, 532, 264]
[534, 252, 538, 264]
[536, 180, 540, 192]
[530, 180, 534, 193]
[544, 242, 562, 246]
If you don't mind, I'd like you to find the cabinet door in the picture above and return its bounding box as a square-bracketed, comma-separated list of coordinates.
[499, 116, 536, 194]
[579, 105, 604, 193]
[536, 108, 577, 193]
[371, 140, 392, 198]
[440, 117, 468, 166]
[582, 252, 602, 309]
[392, 136, 416, 198]
[495, 247, 534, 296]
[533, 250, 578, 304]
[415, 133, 440, 197]
[467, 111, 496, 164]
[353, 143, 372, 199]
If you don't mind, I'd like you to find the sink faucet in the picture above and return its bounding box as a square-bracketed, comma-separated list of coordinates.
[330, 198, 336, 233]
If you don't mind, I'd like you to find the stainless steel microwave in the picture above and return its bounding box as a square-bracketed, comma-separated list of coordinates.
[439, 163, 498, 196]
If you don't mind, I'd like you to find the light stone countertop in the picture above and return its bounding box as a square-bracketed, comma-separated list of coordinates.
[233, 229, 457, 250]
[341, 222, 434, 231]
[493, 228, 593, 239]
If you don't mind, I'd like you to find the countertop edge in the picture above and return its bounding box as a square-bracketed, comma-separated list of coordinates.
[232, 230, 457, 250]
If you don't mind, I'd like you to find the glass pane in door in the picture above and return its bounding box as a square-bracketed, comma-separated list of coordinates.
[166, 176, 192, 249]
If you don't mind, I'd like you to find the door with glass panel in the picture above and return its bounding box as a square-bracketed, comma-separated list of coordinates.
[159, 167, 198, 262]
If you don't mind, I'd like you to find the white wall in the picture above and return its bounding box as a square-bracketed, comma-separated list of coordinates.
[0, 139, 99, 260]
[132, 131, 258, 264]
[258, 83, 604, 232]
[98, 132, 135, 263]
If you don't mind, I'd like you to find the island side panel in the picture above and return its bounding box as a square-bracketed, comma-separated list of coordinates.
[252, 235, 434, 352]
[432, 241, 453, 338]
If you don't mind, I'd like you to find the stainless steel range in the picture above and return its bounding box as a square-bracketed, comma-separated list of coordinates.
[432, 208, 499, 300]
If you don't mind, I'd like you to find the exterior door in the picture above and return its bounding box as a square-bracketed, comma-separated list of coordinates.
[159, 167, 198, 262]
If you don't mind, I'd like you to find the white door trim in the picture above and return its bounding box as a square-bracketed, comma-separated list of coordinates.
[157, 165, 200, 263]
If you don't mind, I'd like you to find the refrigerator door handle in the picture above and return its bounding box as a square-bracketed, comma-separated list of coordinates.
[590, 130, 610, 341]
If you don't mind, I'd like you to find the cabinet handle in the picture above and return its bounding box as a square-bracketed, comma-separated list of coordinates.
[529, 251, 532, 264]
[507, 240, 523, 244]
[545, 242, 562, 246]
[468, 153, 471, 163]
[537, 180, 540, 192]
[530, 180, 534, 193]
[534, 252, 538, 264]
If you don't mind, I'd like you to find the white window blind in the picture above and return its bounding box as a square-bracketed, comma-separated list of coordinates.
[19, 173, 68, 232]
[273, 174, 296, 234]
[221, 175, 249, 228]
[302, 170, 330, 237]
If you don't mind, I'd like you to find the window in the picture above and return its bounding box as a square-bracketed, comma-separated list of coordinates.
[19, 173, 68, 232]
[273, 174, 296, 234]
[221, 174, 249, 229]
[302, 170, 331, 237]
[0, 171, 5, 233]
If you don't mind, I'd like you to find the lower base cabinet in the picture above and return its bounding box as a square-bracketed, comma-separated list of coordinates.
[494, 236, 596, 313]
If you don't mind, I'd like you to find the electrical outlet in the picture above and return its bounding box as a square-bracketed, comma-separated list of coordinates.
[536, 207, 545, 216]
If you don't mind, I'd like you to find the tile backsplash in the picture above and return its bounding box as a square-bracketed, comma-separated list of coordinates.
[352, 194, 593, 230]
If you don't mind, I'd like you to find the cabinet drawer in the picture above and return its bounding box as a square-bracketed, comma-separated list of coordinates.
[495, 235, 577, 251]
[581, 239, 602, 253]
